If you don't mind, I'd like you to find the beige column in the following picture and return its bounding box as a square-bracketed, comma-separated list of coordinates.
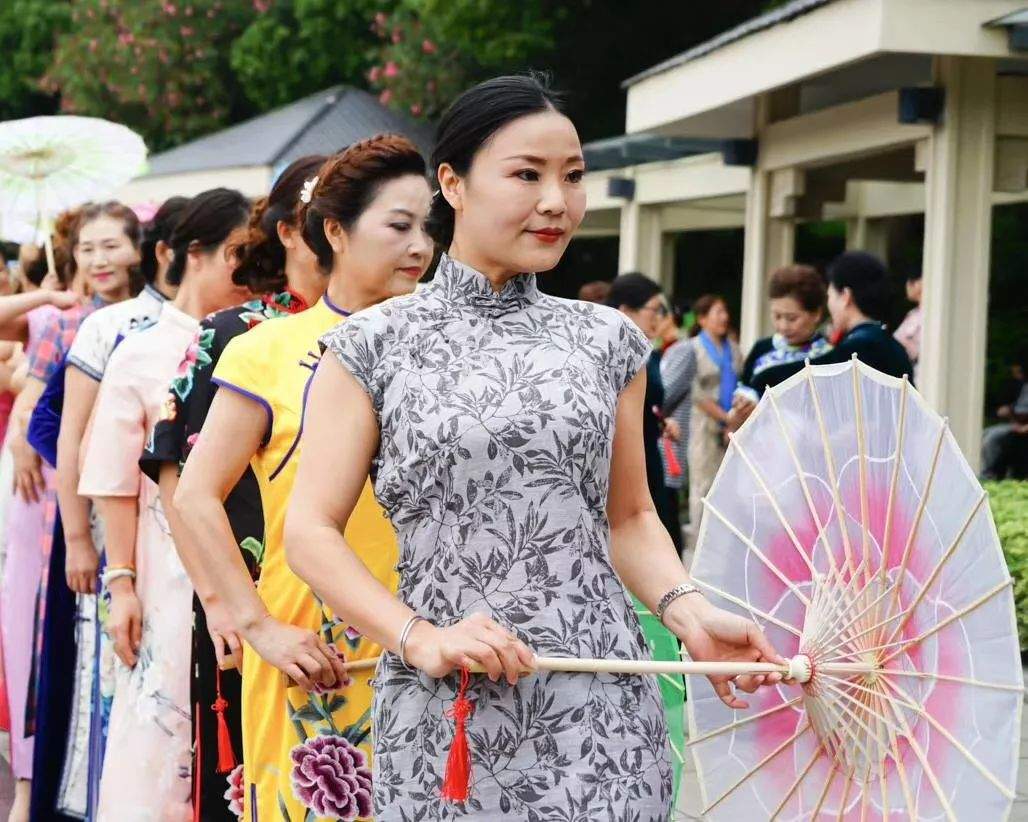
[845, 215, 889, 262]
[618, 200, 663, 278]
[741, 92, 798, 351]
[919, 56, 997, 470]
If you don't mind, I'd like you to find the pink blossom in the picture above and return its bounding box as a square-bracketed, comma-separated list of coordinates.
[253, 0, 270, 11]
[367, 65, 381, 83]
[391, 28, 402, 44]
[88, 39, 98, 53]
[180, 25, 194, 37]
[383, 61, 399, 78]
[184, 4, 193, 15]
[163, 2, 177, 14]
[410, 103, 422, 116]
[374, 12, 388, 26]
[421, 38, 436, 54]
[378, 89, 392, 105]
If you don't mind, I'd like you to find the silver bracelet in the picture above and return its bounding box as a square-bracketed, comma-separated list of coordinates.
[398, 615, 426, 669]
[655, 583, 703, 625]
[101, 567, 136, 587]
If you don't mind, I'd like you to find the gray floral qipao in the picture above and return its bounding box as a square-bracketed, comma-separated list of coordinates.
[321, 254, 673, 821]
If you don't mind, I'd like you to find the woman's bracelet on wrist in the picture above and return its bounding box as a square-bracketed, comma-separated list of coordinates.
[398, 614, 426, 669]
[655, 583, 704, 626]
[102, 567, 136, 587]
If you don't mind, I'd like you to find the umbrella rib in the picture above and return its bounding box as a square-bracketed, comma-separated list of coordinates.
[876, 419, 948, 647]
[687, 695, 803, 745]
[826, 674, 953, 822]
[728, 438, 819, 579]
[835, 768, 855, 821]
[767, 391, 847, 592]
[701, 498, 812, 607]
[880, 668, 1024, 693]
[856, 679, 958, 822]
[807, 558, 874, 656]
[875, 377, 910, 641]
[769, 739, 829, 821]
[803, 362, 856, 575]
[817, 585, 910, 662]
[881, 490, 987, 649]
[878, 674, 1017, 800]
[818, 680, 893, 769]
[703, 721, 813, 814]
[690, 578, 803, 638]
[811, 761, 839, 820]
[878, 577, 1012, 667]
[851, 358, 873, 589]
[814, 570, 902, 660]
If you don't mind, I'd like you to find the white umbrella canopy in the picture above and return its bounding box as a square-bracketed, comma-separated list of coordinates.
[0, 115, 147, 251]
[687, 358, 1023, 821]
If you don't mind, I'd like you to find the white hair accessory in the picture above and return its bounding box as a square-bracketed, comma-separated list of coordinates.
[299, 175, 319, 204]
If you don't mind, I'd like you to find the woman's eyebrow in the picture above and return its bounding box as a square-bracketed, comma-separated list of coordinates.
[502, 153, 586, 165]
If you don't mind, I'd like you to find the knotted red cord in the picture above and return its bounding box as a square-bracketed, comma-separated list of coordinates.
[440, 667, 474, 802]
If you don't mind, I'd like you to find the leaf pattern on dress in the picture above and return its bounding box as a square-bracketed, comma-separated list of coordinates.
[322, 255, 672, 820]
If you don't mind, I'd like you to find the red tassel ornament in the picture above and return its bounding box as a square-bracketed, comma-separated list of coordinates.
[212, 667, 238, 774]
[440, 667, 474, 802]
[661, 436, 682, 478]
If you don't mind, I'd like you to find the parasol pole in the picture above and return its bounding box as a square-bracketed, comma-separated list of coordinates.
[35, 185, 57, 283]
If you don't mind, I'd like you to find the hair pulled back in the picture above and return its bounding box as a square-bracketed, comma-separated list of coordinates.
[689, 294, 729, 337]
[297, 134, 426, 273]
[73, 201, 143, 290]
[827, 251, 891, 321]
[140, 196, 189, 285]
[231, 155, 327, 293]
[605, 272, 662, 310]
[166, 188, 250, 287]
[428, 73, 566, 248]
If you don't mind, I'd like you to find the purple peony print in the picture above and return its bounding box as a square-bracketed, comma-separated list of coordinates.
[289, 735, 372, 820]
[223, 764, 244, 816]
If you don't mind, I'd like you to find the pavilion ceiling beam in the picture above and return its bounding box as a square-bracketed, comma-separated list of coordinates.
[759, 91, 932, 172]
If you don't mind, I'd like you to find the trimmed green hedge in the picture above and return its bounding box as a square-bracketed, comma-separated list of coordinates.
[984, 481, 1028, 650]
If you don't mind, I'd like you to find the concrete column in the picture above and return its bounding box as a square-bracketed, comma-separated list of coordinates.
[741, 92, 798, 351]
[919, 56, 997, 470]
[741, 174, 796, 350]
[845, 216, 889, 262]
[618, 200, 663, 278]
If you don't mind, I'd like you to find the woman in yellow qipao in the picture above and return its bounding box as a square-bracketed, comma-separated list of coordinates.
[173, 135, 433, 821]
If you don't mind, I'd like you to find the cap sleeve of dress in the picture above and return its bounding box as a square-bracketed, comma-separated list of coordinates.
[319, 310, 388, 418]
[609, 311, 652, 396]
[66, 308, 109, 381]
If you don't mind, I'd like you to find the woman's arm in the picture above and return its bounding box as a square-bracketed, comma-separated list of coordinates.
[697, 397, 729, 424]
[659, 342, 695, 417]
[94, 496, 142, 666]
[285, 354, 534, 686]
[608, 369, 784, 708]
[158, 462, 241, 670]
[9, 378, 45, 503]
[174, 388, 345, 691]
[0, 290, 79, 343]
[57, 368, 102, 593]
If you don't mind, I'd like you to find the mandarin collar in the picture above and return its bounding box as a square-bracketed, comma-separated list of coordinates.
[430, 253, 540, 318]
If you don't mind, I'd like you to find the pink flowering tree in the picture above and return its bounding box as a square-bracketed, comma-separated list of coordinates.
[365, 0, 554, 120]
[44, 0, 258, 150]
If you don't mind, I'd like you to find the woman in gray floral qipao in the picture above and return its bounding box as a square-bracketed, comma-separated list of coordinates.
[286, 75, 785, 821]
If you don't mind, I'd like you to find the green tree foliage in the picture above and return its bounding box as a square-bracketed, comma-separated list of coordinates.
[365, 0, 556, 120]
[0, 0, 70, 120]
[44, 0, 256, 151]
[983, 481, 1028, 650]
[230, 0, 382, 112]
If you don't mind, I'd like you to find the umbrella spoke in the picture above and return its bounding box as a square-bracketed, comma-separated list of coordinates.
[879, 675, 1017, 800]
[811, 761, 839, 819]
[851, 358, 873, 591]
[881, 490, 987, 649]
[767, 391, 848, 593]
[878, 578, 1012, 667]
[703, 721, 813, 814]
[727, 436, 818, 580]
[701, 498, 812, 607]
[688, 695, 803, 745]
[769, 739, 829, 821]
[690, 578, 803, 638]
[880, 668, 1023, 693]
[835, 770, 855, 821]
[803, 363, 857, 576]
[813, 570, 901, 660]
[876, 420, 948, 647]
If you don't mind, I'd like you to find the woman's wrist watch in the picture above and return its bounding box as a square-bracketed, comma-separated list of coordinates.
[655, 583, 704, 625]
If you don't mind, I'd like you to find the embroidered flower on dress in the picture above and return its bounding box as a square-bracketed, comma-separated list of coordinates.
[289, 735, 372, 820]
[224, 763, 244, 816]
